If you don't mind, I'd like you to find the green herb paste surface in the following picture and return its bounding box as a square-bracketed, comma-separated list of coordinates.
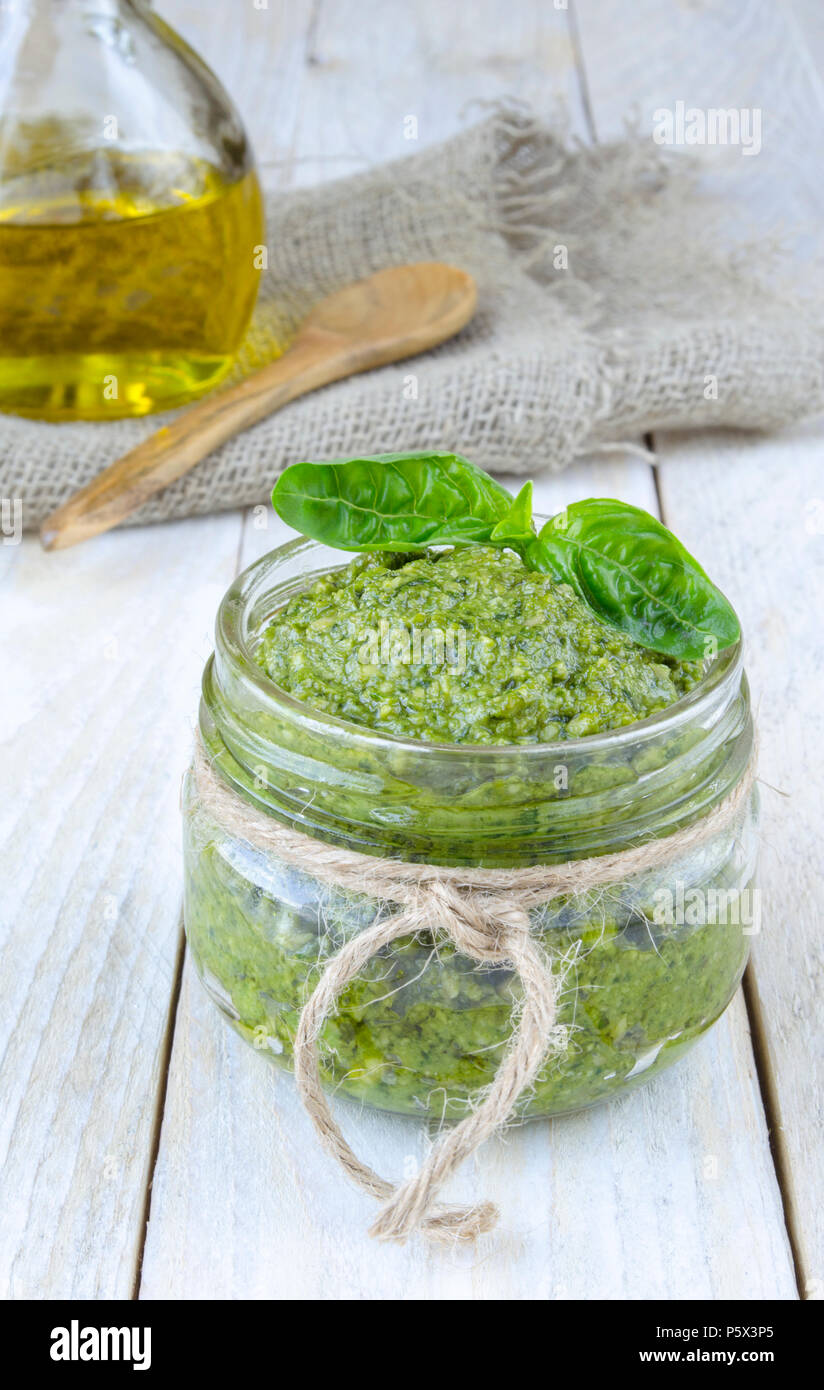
[255, 548, 703, 743]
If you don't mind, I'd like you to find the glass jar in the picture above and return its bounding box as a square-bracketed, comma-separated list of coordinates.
[182, 534, 758, 1121]
[0, 0, 264, 419]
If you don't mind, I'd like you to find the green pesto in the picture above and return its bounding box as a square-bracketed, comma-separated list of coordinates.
[185, 545, 751, 1120]
[183, 789, 751, 1119]
[255, 548, 704, 745]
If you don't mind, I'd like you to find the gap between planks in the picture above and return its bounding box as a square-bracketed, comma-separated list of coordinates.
[132, 0, 801, 1298]
[131, 921, 187, 1300]
[129, 501, 283, 1298]
[741, 966, 806, 1296]
[126, 0, 324, 1296]
[651, 436, 804, 1300]
[571, 0, 805, 1292]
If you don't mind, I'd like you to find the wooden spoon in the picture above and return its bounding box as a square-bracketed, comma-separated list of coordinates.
[39, 261, 477, 550]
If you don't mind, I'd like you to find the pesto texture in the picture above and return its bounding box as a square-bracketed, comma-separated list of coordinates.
[255, 547, 703, 744]
[185, 526, 753, 1122]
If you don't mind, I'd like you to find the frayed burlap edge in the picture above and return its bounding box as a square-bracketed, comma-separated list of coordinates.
[6, 104, 823, 531]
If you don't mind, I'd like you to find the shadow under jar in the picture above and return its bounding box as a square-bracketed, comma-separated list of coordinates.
[182, 533, 758, 1121]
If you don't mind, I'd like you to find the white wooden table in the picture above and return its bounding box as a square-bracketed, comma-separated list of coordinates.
[2, 0, 822, 1300]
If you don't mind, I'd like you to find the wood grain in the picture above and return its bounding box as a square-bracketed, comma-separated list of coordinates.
[2, 0, 819, 1301]
[0, 0, 322, 1300]
[657, 426, 824, 1296]
[0, 514, 244, 1297]
[575, 0, 824, 1295]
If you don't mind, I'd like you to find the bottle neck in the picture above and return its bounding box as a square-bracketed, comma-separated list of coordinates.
[1, 1, 143, 99]
[0, 0, 252, 191]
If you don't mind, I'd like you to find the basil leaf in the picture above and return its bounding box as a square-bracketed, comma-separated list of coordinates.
[272, 451, 513, 551]
[271, 454, 741, 662]
[490, 481, 535, 543]
[528, 498, 740, 658]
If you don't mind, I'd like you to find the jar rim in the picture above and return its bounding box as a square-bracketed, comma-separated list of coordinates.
[216, 531, 744, 761]
[205, 531, 752, 864]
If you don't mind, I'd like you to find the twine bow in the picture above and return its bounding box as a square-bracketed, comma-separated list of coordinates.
[294, 885, 563, 1244]
[191, 736, 755, 1245]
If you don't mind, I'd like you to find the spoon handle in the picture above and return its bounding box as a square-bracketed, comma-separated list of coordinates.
[38, 337, 355, 551]
[39, 260, 476, 551]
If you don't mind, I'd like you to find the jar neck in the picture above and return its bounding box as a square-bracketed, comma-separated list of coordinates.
[2, 1, 145, 14]
[0, 0, 253, 194]
[1, 0, 144, 38]
[199, 541, 754, 869]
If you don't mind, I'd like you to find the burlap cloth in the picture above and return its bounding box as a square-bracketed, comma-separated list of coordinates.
[6, 105, 822, 530]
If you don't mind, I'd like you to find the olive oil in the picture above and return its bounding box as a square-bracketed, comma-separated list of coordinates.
[0, 150, 265, 419]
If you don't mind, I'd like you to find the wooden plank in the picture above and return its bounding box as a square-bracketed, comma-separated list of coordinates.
[140, 0, 796, 1299]
[788, 0, 824, 84]
[0, 0, 322, 1301]
[573, 0, 823, 226]
[141, 926, 794, 1299]
[142, 456, 795, 1300]
[291, 0, 587, 187]
[573, 0, 824, 1292]
[655, 425, 824, 1297]
[0, 514, 244, 1298]
[165, 0, 316, 171]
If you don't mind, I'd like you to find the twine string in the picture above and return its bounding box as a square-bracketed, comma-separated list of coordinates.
[191, 735, 755, 1245]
